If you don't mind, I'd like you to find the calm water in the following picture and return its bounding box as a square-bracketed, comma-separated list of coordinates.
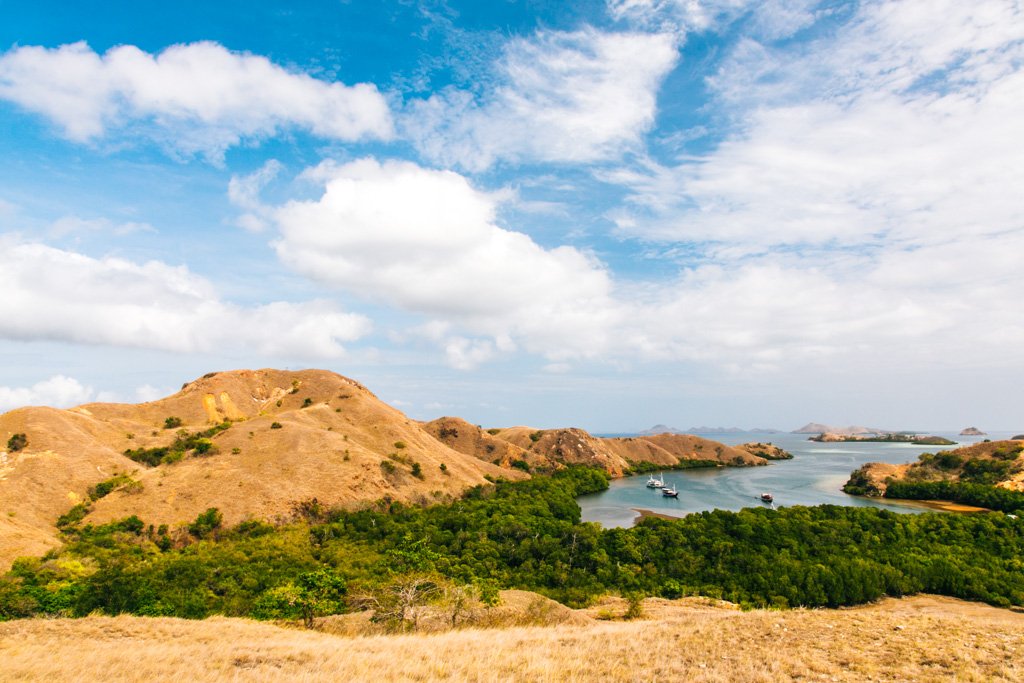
[578, 431, 1016, 527]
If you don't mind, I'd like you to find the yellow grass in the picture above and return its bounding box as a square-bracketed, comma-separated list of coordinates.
[1, 595, 1021, 682]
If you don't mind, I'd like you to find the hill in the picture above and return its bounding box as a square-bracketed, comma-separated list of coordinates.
[845, 440, 1024, 496]
[792, 422, 885, 435]
[0, 369, 790, 571]
[0, 369, 523, 569]
[481, 427, 783, 476]
[1, 593, 1020, 682]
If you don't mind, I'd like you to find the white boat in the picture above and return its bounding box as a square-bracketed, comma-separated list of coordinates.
[760, 492, 774, 503]
[662, 482, 679, 498]
[646, 473, 664, 488]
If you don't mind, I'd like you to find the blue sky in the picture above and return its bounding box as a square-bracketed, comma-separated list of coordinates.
[1, 0, 1022, 432]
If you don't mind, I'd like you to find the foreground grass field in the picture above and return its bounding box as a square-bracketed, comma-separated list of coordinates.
[1, 594, 1021, 682]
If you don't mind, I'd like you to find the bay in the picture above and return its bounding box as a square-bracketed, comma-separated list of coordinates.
[577, 431, 1015, 527]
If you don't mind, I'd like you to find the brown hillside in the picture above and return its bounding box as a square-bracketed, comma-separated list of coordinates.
[847, 440, 1024, 496]
[488, 427, 774, 477]
[422, 417, 536, 469]
[0, 369, 525, 570]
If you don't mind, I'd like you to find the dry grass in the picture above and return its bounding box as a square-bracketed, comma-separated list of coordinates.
[2, 594, 1021, 682]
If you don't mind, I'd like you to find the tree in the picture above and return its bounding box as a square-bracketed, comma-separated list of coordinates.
[254, 568, 347, 628]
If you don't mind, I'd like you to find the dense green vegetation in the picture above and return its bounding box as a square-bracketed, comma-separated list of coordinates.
[3, 466, 1024, 624]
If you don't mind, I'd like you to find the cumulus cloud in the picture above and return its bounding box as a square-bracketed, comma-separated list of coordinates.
[0, 41, 393, 159]
[0, 375, 94, 413]
[0, 241, 370, 358]
[262, 158, 620, 366]
[403, 28, 679, 171]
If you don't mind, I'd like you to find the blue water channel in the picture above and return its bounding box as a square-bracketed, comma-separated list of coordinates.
[577, 431, 1014, 527]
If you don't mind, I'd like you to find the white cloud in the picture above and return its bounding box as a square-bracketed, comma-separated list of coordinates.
[597, 0, 1024, 373]
[607, 0, 818, 40]
[0, 41, 393, 159]
[402, 28, 679, 171]
[0, 241, 370, 358]
[265, 158, 620, 365]
[609, 0, 1024, 250]
[0, 375, 94, 413]
[134, 384, 167, 403]
[228, 160, 282, 232]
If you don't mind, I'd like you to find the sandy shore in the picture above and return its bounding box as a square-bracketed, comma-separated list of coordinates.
[632, 508, 684, 521]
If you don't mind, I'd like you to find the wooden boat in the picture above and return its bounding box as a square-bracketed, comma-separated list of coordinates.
[662, 482, 679, 498]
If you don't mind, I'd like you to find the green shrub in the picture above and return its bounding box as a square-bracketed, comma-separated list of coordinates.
[188, 508, 223, 539]
[411, 462, 423, 479]
[6, 433, 27, 452]
[270, 422, 283, 430]
[394, 441, 407, 449]
[163, 417, 183, 430]
[302, 398, 313, 408]
[529, 430, 544, 443]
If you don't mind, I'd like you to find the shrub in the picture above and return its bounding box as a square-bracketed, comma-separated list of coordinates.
[381, 461, 397, 475]
[163, 417, 183, 430]
[529, 430, 544, 443]
[410, 462, 423, 479]
[487, 428, 501, 435]
[270, 422, 283, 430]
[6, 433, 27, 452]
[302, 398, 313, 408]
[188, 508, 223, 539]
[439, 463, 448, 475]
[394, 441, 407, 449]
[87, 474, 137, 501]
[510, 459, 531, 472]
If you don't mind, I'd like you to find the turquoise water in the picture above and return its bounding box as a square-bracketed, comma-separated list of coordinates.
[577, 431, 1013, 527]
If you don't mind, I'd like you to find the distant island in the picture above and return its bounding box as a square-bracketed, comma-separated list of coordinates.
[639, 425, 782, 436]
[810, 433, 956, 445]
[960, 427, 986, 436]
[792, 422, 887, 436]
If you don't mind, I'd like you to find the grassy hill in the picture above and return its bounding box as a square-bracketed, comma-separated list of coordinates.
[0, 369, 524, 570]
[0, 369, 787, 571]
[1, 593, 1020, 682]
[845, 439, 1024, 497]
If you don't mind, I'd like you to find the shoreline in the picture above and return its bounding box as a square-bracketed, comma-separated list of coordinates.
[632, 507, 685, 522]
[905, 498, 990, 513]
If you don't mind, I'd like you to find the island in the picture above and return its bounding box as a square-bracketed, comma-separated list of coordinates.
[809, 432, 955, 445]
[960, 427, 987, 436]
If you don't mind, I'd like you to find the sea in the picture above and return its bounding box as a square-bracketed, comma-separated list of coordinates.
[577, 430, 1019, 528]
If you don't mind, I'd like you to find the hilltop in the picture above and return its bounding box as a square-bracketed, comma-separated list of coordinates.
[1, 593, 1020, 682]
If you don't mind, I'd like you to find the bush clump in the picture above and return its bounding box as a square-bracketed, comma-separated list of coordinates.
[6, 433, 27, 452]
